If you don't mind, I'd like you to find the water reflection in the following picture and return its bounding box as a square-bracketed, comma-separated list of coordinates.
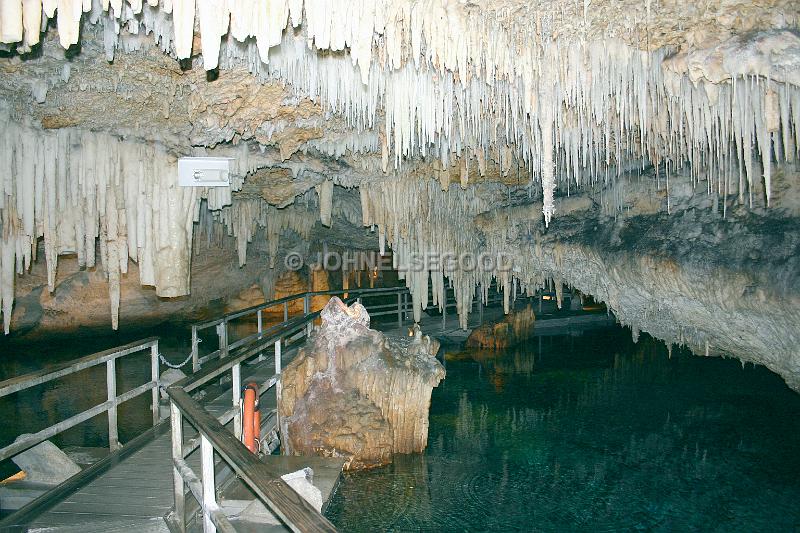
[326, 327, 800, 531]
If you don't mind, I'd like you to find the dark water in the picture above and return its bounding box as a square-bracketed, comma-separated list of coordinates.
[325, 327, 800, 532]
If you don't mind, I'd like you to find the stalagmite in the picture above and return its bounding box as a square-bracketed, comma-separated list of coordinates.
[279, 298, 445, 470]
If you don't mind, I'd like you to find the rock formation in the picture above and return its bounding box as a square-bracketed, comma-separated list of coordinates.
[279, 297, 445, 470]
[466, 306, 536, 350]
[11, 438, 81, 484]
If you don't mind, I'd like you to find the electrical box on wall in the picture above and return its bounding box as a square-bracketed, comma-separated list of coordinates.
[178, 157, 234, 187]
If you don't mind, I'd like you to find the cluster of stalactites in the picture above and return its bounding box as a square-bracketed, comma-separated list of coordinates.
[208, 197, 315, 269]
[235, 31, 800, 221]
[0, 114, 243, 334]
[3, 1, 799, 226]
[359, 177, 522, 329]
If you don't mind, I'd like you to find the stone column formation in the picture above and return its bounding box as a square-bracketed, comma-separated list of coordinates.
[279, 297, 445, 470]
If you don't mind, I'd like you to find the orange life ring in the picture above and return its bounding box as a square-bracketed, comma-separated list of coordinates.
[242, 383, 260, 453]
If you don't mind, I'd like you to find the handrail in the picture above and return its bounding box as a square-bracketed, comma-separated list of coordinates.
[0, 337, 161, 462]
[194, 286, 409, 329]
[169, 388, 336, 533]
[0, 336, 159, 399]
[168, 313, 335, 532]
[190, 286, 412, 373]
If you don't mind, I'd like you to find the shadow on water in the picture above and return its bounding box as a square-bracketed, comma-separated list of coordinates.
[325, 326, 800, 532]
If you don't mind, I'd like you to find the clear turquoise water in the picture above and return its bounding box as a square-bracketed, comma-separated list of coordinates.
[325, 327, 800, 532]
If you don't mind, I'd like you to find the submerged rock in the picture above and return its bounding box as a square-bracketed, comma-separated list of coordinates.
[279, 297, 445, 470]
[466, 306, 536, 349]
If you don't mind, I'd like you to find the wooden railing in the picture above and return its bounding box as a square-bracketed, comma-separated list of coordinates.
[190, 282, 507, 375]
[0, 337, 161, 462]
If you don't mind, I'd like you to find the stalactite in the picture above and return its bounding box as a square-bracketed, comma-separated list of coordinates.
[209, 197, 315, 268]
[318, 180, 333, 227]
[2, 2, 795, 224]
[0, 114, 227, 333]
[1, 0, 798, 338]
[359, 177, 495, 329]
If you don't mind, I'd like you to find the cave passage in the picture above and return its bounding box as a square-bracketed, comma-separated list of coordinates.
[325, 326, 800, 531]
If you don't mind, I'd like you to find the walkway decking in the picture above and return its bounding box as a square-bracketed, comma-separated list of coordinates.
[19, 344, 343, 532]
[30, 430, 179, 532]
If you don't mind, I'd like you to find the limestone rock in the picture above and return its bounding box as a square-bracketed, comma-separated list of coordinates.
[279, 298, 445, 470]
[265, 271, 307, 316]
[11, 438, 81, 484]
[224, 285, 266, 314]
[466, 306, 537, 349]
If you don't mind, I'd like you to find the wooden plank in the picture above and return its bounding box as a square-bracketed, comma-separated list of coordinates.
[29, 515, 170, 532]
[65, 490, 172, 501]
[47, 501, 172, 516]
[0, 422, 169, 531]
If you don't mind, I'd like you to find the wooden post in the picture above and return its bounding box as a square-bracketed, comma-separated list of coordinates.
[106, 358, 119, 452]
[283, 301, 289, 322]
[275, 338, 282, 439]
[304, 294, 312, 335]
[232, 363, 242, 440]
[191, 326, 200, 372]
[442, 290, 447, 331]
[257, 310, 264, 362]
[170, 401, 186, 532]
[200, 434, 216, 533]
[218, 321, 229, 358]
[397, 293, 402, 328]
[151, 342, 160, 426]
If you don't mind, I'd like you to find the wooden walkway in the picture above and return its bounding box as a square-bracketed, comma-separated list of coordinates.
[12, 293, 614, 532]
[29, 431, 182, 532]
[18, 345, 342, 532]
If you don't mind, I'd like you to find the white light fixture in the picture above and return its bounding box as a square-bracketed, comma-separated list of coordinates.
[178, 157, 234, 187]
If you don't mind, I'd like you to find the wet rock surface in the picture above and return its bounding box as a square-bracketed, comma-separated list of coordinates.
[11, 438, 81, 484]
